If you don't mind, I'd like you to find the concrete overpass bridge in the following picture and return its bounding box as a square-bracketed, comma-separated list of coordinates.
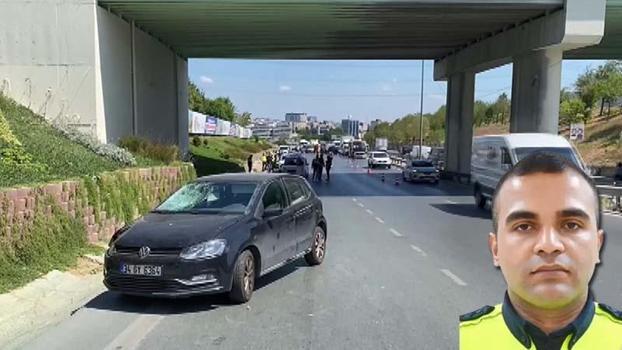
[1, 0, 620, 174]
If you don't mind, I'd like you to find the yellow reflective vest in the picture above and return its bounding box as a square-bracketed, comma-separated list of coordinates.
[460, 303, 622, 349]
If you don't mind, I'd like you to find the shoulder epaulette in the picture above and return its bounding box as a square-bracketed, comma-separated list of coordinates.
[460, 305, 495, 322]
[598, 303, 622, 321]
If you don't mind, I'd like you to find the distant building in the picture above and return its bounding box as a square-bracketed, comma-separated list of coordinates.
[285, 113, 308, 123]
[369, 119, 382, 129]
[307, 116, 318, 123]
[251, 119, 292, 140]
[341, 118, 360, 138]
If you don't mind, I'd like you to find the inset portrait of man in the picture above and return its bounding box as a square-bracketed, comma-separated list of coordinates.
[459, 152, 622, 350]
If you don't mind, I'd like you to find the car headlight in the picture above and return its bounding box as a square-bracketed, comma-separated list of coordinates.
[180, 239, 227, 260]
[413, 169, 418, 173]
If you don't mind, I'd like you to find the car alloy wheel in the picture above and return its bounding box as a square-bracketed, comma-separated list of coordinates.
[305, 227, 326, 266]
[243, 254, 255, 295]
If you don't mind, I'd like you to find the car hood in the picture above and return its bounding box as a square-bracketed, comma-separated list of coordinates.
[114, 213, 244, 249]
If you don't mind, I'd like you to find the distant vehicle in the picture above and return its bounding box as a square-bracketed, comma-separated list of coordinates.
[280, 154, 309, 178]
[368, 152, 391, 169]
[279, 145, 290, 155]
[471, 133, 586, 209]
[354, 151, 367, 159]
[403, 160, 439, 184]
[428, 147, 445, 170]
[375, 138, 388, 151]
[104, 173, 327, 303]
[410, 145, 432, 159]
[351, 140, 367, 158]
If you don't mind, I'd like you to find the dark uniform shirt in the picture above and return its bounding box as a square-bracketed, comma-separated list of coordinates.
[502, 292, 595, 350]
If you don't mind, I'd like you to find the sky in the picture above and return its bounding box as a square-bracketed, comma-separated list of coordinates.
[188, 59, 605, 123]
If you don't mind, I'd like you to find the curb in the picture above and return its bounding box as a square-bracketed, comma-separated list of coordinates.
[0, 257, 106, 349]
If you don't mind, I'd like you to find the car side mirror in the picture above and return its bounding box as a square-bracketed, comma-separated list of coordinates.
[263, 207, 283, 218]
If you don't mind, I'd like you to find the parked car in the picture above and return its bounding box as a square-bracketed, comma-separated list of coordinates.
[354, 151, 367, 159]
[403, 160, 440, 184]
[104, 173, 327, 303]
[368, 151, 392, 169]
[280, 154, 309, 178]
[471, 133, 586, 209]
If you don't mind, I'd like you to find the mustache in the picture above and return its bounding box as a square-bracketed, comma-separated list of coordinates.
[527, 256, 573, 273]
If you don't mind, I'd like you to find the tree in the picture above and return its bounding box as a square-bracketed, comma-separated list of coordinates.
[235, 112, 252, 127]
[560, 98, 588, 126]
[593, 61, 622, 116]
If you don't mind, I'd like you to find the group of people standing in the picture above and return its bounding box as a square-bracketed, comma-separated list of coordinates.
[311, 152, 333, 182]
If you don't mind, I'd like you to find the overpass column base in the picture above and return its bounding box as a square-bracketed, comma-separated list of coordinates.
[510, 48, 563, 134]
[444, 71, 475, 177]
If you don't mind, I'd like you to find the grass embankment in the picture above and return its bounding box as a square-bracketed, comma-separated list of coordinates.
[0, 96, 121, 189]
[190, 136, 272, 176]
[0, 95, 194, 293]
[473, 111, 622, 168]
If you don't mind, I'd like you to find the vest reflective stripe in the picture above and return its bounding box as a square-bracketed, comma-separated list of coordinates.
[459, 303, 622, 350]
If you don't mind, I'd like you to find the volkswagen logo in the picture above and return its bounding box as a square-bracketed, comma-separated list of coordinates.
[138, 246, 150, 259]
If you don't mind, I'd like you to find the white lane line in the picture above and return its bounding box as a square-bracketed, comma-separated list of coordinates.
[445, 200, 458, 205]
[410, 244, 427, 257]
[375, 217, 385, 224]
[103, 313, 164, 350]
[357, 203, 365, 208]
[365, 209, 374, 215]
[440, 269, 468, 286]
[390, 228, 403, 237]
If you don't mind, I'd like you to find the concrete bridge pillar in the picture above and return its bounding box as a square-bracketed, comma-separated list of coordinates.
[444, 71, 475, 178]
[510, 48, 563, 134]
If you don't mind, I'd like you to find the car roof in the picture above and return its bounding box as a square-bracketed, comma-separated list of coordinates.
[196, 173, 284, 184]
[473, 133, 571, 149]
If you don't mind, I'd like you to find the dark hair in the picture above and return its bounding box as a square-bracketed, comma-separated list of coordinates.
[491, 152, 602, 233]
[617, 162, 622, 167]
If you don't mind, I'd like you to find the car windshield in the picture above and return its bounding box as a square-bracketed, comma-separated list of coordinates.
[412, 161, 434, 167]
[514, 147, 583, 168]
[155, 182, 257, 214]
[372, 152, 388, 158]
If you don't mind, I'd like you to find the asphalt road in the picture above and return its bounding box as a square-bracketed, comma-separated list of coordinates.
[20, 154, 622, 350]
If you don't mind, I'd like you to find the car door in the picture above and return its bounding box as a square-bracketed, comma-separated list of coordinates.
[258, 180, 295, 269]
[283, 178, 315, 254]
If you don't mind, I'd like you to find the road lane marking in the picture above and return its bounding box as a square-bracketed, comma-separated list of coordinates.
[440, 269, 468, 286]
[410, 245, 427, 257]
[366, 209, 374, 215]
[357, 203, 365, 208]
[375, 217, 385, 224]
[445, 200, 458, 205]
[104, 313, 164, 350]
[390, 228, 403, 237]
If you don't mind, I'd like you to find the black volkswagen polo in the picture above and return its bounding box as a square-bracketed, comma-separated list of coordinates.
[104, 173, 327, 303]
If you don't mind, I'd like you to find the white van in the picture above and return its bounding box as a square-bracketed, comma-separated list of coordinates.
[471, 133, 586, 208]
[279, 145, 290, 155]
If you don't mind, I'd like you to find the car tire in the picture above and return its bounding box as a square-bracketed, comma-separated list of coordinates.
[305, 226, 326, 266]
[388, 165, 391, 169]
[402, 172, 408, 182]
[228, 250, 255, 304]
[474, 187, 486, 209]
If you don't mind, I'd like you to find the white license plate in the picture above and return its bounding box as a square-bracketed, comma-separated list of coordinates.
[120, 264, 162, 276]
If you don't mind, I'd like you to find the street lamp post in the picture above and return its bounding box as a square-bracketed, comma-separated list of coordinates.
[419, 60, 424, 159]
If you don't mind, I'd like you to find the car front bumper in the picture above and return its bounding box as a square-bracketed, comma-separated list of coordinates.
[104, 252, 233, 298]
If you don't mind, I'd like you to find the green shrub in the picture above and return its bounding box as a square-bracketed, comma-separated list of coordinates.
[203, 138, 209, 146]
[192, 136, 202, 147]
[119, 136, 180, 164]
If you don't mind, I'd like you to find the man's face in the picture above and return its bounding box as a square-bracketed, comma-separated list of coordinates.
[489, 171, 604, 309]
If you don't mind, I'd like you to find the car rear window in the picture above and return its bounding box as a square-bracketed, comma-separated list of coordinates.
[284, 157, 304, 166]
[372, 152, 388, 158]
[412, 161, 433, 167]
